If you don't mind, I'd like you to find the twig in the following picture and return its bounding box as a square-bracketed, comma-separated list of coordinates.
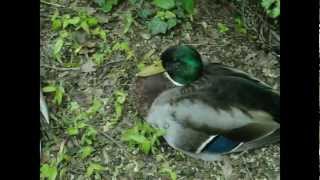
[41, 64, 81, 71]
[40, 0, 66, 7]
[100, 132, 124, 149]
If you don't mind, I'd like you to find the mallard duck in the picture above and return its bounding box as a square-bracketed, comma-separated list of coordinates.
[135, 45, 280, 161]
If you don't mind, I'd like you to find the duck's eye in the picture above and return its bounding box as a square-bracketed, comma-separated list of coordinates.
[203, 136, 240, 153]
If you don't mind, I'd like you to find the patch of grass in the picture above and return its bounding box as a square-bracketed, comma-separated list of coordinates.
[112, 42, 135, 60]
[261, 0, 280, 18]
[217, 22, 229, 33]
[110, 90, 128, 125]
[234, 17, 247, 34]
[86, 162, 105, 177]
[40, 140, 66, 180]
[160, 162, 177, 180]
[42, 82, 65, 106]
[122, 121, 165, 154]
[51, 10, 99, 33]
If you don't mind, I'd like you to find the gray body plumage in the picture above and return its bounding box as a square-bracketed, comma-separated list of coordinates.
[146, 63, 280, 161]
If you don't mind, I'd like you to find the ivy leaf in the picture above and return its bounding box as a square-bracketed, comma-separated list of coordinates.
[87, 17, 98, 27]
[52, 19, 62, 31]
[123, 13, 134, 34]
[153, 0, 175, 10]
[217, 23, 229, 33]
[86, 98, 102, 115]
[79, 146, 94, 159]
[92, 52, 105, 65]
[164, 11, 176, 19]
[261, 0, 274, 10]
[96, 0, 119, 13]
[53, 38, 64, 57]
[148, 17, 168, 35]
[181, 0, 194, 14]
[40, 164, 58, 180]
[271, 0, 280, 18]
[138, 9, 152, 19]
[92, 27, 107, 41]
[167, 18, 177, 29]
[42, 86, 57, 93]
[63, 16, 81, 29]
[67, 127, 79, 136]
[86, 163, 104, 177]
[80, 21, 90, 33]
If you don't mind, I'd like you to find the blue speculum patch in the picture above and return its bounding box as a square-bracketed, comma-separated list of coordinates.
[203, 136, 240, 153]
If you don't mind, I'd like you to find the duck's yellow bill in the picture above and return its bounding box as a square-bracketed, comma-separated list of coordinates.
[136, 60, 165, 77]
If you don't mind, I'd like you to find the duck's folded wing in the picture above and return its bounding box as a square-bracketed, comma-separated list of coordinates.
[206, 63, 278, 93]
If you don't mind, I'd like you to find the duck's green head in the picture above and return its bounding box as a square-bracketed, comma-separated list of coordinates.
[161, 45, 203, 86]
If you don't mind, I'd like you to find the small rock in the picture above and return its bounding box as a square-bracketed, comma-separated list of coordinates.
[81, 60, 96, 73]
[140, 33, 151, 40]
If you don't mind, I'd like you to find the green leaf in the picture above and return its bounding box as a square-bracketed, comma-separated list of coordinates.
[164, 11, 176, 19]
[80, 21, 90, 33]
[67, 127, 79, 136]
[115, 90, 127, 104]
[123, 13, 134, 34]
[54, 86, 64, 105]
[137, 62, 145, 71]
[63, 16, 81, 29]
[261, 0, 280, 18]
[235, 18, 247, 34]
[43, 86, 56, 93]
[69, 101, 80, 112]
[92, 52, 105, 65]
[53, 38, 64, 56]
[181, 0, 194, 14]
[77, 122, 87, 129]
[138, 9, 152, 19]
[79, 146, 94, 159]
[167, 18, 177, 29]
[141, 140, 152, 154]
[261, 0, 274, 9]
[52, 19, 62, 31]
[96, 0, 119, 13]
[87, 17, 98, 27]
[56, 141, 66, 165]
[86, 163, 104, 177]
[153, 0, 175, 9]
[59, 30, 69, 38]
[271, 0, 280, 18]
[86, 98, 102, 115]
[40, 164, 58, 180]
[148, 17, 168, 35]
[92, 27, 107, 41]
[217, 23, 229, 33]
[121, 121, 165, 154]
[112, 42, 129, 51]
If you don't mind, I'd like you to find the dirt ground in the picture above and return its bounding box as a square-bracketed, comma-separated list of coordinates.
[40, 0, 280, 179]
